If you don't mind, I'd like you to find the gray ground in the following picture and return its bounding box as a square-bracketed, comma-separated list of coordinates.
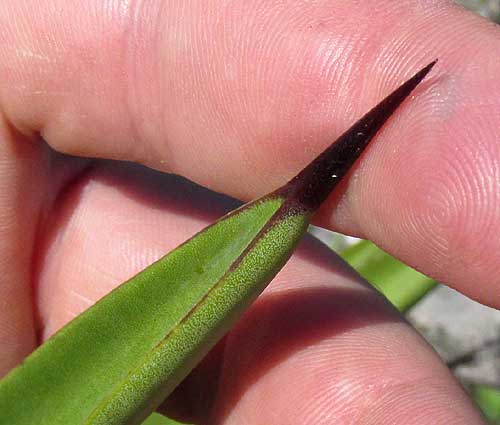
[408, 286, 500, 388]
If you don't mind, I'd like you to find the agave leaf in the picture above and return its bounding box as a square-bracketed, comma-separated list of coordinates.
[0, 61, 436, 425]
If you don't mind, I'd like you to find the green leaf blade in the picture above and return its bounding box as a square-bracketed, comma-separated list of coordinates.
[0, 197, 287, 425]
[341, 240, 436, 312]
[472, 384, 500, 423]
[89, 212, 310, 425]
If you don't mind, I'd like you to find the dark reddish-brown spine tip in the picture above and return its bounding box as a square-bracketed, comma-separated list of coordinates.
[279, 60, 437, 213]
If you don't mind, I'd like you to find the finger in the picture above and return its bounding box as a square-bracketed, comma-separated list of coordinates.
[0, 121, 47, 376]
[0, 129, 91, 376]
[1, 1, 499, 305]
[36, 162, 484, 424]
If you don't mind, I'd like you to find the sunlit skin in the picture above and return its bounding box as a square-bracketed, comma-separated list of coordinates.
[0, 1, 499, 424]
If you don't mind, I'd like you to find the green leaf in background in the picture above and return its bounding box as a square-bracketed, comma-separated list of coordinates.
[341, 240, 436, 312]
[0, 63, 436, 425]
[472, 385, 500, 424]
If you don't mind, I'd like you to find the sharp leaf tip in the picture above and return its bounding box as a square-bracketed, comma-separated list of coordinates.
[281, 59, 438, 213]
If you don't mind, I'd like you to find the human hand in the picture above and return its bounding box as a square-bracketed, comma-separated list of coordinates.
[1, 1, 499, 423]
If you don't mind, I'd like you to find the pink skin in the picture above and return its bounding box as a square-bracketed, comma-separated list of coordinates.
[0, 0, 498, 423]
